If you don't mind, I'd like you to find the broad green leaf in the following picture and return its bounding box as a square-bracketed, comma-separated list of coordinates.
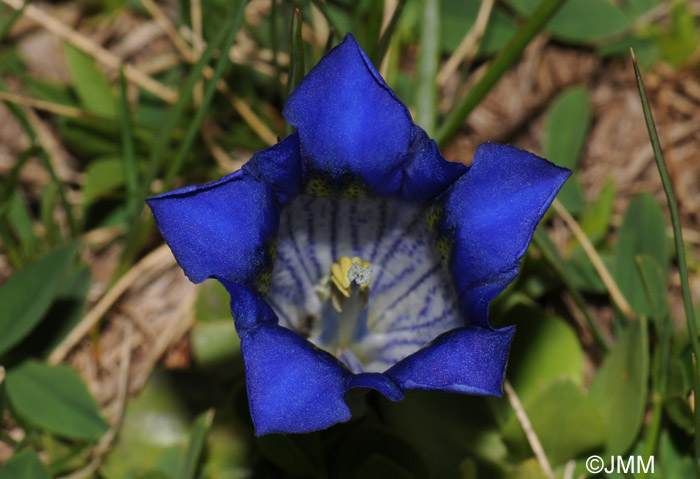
[379, 391, 508, 478]
[589, 320, 649, 455]
[83, 157, 126, 204]
[659, 430, 695, 478]
[258, 432, 326, 479]
[64, 44, 117, 116]
[578, 177, 615, 246]
[0, 241, 78, 355]
[503, 379, 605, 466]
[506, 0, 631, 43]
[544, 86, 590, 171]
[6, 360, 109, 440]
[544, 86, 590, 214]
[332, 424, 428, 479]
[44, 266, 92, 355]
[504, 305, 584, 403]
[614, 194, 669, 316]
[635, 254, 669, 322]
[101, 372, 190, 479]
[0, 449, 51, 479]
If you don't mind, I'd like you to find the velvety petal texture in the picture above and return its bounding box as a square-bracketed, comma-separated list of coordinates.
[148, 33, 570, 436]
[147, 170, 279, 285]
[436, 143, 571, 327]
[284, 34, 465, 203]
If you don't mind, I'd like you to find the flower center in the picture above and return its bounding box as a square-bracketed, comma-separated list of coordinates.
[328, 256, 374, 352]
[266, 195, 462, 373]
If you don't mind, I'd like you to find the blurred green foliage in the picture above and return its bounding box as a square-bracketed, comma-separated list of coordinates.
[0, 0, 698, 478]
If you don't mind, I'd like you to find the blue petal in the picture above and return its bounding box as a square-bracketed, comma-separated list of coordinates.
[243, 133, 301, 205]
[438, 143, 571, 327]
[284, 34, 464, 202]
[385, 326, 516, 395]
[221, 281, 277, 334]
[347, 372, 404, 401]
[147, 170, 279, 285]
[242, 322, 352, 435]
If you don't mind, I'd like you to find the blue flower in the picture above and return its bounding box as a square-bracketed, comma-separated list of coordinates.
[147, 34, 570, 435]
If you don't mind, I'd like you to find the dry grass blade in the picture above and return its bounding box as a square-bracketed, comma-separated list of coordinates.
[1, 0, 178, 103]
[0, 90, 95, 119]
[57, 323, 133, 479]
[552, 198, 636, 320]
[504, 380, 554, 478]
[437, 0, 495, 86]
[48, 244, 174, 365]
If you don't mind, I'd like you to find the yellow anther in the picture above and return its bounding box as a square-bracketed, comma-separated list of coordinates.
[330, 256, 373, 299]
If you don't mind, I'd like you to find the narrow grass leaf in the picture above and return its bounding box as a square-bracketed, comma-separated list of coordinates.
[633, 50, 700, 468]
[162, 1, 246, 190]
[7, 190, 40, 257]
[415, 0, 440, 136]
[284, 7, 305, 137]
[119, 70, 139, 221]
[436, 0, 567, 146]
[0, 241, 78, 355]
[374, 0, 408, 65]
[123, 0, 247, 267]
[179, 409, 214, 479]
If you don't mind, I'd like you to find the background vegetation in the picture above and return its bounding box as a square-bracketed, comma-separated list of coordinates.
[0, 0, 699, 477]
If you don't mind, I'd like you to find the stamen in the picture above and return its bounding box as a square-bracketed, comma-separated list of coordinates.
[330, 256, 374, 299]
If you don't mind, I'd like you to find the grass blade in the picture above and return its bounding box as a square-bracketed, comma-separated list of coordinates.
[373, 0, 407, 66]
[121, 0, 248, 268]
[415, 0, 440, 136]
[0, 0, 26, 43]
[285, 7, 305, 137]
[632, 49, 700, 475]
[118, 70, 138, 222]
[435, 0, 567, 146]
[178, 410, 214, 479]
[162, 0, 247, 189]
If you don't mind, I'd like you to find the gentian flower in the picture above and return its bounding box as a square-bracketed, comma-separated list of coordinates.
[147, 34, 570, 435]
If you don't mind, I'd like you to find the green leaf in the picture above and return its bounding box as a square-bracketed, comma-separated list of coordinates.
[589, 319, 649, 455]
[503, 378, 605, 466]
[5, 360, 109, 440]
[544, 85, 590, 214]
[506, 0, 631, 43]
[578, 177, 615, 246]
[83, 157, 126, 204]
[441, 1, 518, 55]
[614, 194, 669, 316]
[415, 0, 440, 135]
[664, 359, 694, 434]
[191, 321, 240, 368]
[179, 410, 214, 479]
[379, 391, 508, 478]
[0, 449, 51, 479]
[8, 190, 40, 257]
[504, 304, 584, 403]
[258, 432, 326, 479]
[0, 241, 78, 355]
[64, 44, 117, 116]
[332, 424, 429, 479]
[635, 254, 669, 322]
[654, 1, 698, 68]
[544, 86, 590, 171]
